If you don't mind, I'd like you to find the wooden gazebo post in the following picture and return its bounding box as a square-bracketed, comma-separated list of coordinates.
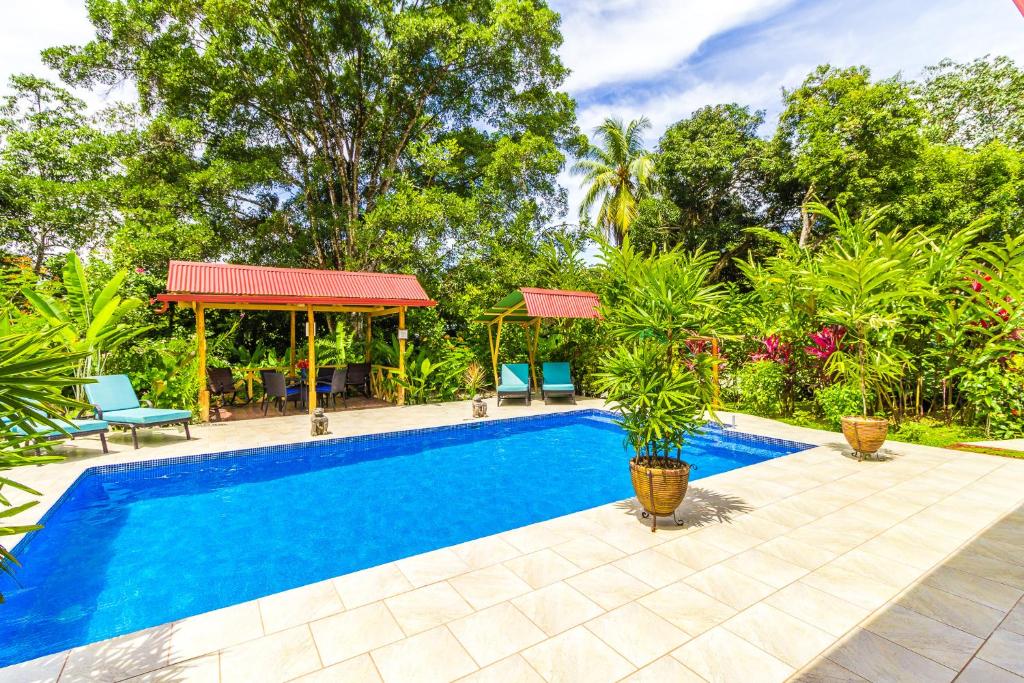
[196, 303, 210, 422]
[289, 311, 297, 376]
[397, 306, 406, 405]
[307, 304, 316, 414]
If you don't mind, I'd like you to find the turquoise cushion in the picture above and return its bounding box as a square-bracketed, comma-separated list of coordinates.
[497, 384, 530, 393]
[500, 363, 530, 388]
[104, 408, 191, 425]
[85, 375, 141, 412]
[542, 362, 572, 386]
[66, 418, 108, 433]
[543, 383, 575, 392]
[11, 418, 108, 437]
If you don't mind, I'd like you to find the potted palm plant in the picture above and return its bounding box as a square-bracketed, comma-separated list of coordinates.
[810, 202, 917, 459]
[595, 239, 722, 531]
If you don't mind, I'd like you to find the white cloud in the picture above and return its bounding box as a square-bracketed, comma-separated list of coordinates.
[555, 0, 796, 93]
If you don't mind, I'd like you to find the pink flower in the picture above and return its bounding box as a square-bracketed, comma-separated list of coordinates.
[750, 335, 791, 364]
[805, 325, 844, 361]
[135, 267, 146, 274]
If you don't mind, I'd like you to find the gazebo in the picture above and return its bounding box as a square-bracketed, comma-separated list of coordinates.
[157, 261, 436, 421]
[476, 287, 601, 390]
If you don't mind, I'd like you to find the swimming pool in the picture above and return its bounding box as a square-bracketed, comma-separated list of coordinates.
[0, 410, 811, 666]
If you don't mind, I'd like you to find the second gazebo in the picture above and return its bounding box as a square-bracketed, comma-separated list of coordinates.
[475, 287, 601, 392]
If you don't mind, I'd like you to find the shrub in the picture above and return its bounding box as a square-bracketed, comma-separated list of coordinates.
[737, 360, 785, 416]
[815, 382, 864, 429]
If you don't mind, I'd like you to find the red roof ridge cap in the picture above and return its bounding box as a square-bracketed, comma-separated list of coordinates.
[168, 260, 418, 280]
[520, 286, 599, 297]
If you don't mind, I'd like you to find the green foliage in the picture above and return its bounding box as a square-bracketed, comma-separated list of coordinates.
[737, 361, 785, 416]
[107, 336, 203, 413]
[20, 253, 152, 397]
[814, 383, 864, 429]
[0, 325, 88, 602]
[958, 362, 1024, 439]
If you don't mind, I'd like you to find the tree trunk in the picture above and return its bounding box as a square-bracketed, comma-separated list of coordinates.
[798, 184, 816, 248]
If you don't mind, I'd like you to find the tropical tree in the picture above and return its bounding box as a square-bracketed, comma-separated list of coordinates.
[573, 117, 655, 246]
[21, 253, 151, 396]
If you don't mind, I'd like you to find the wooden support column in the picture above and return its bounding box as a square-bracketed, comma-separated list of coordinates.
[526, 318, 541, 391]
[365, 313, 372, 363]
[197, 303, 210, 422]
[307, 305, 316, 414]
[711, 337, 721, 409]
[397, 306, 406, 405]
[289, 311, 297, 376]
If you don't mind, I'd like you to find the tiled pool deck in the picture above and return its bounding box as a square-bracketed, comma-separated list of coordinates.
[3, 400, 1024, 683]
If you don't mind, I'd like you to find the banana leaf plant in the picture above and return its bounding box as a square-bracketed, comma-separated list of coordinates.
[20, 253, 152, 398]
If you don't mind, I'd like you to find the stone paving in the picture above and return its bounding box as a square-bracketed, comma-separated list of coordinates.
[2, 400, 1024, 683]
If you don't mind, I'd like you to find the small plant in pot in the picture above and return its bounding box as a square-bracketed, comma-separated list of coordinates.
[594, 237, 723, 531]
[811, 202, 916, 459]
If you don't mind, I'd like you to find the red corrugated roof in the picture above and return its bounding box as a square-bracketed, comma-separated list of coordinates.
[158, 261, 435, 307]
[521, 287, 601, 319]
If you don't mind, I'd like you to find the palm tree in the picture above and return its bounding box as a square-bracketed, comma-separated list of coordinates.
[572, 117, 655, 245]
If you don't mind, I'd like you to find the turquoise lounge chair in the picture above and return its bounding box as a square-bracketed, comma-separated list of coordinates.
[541, 362, 576, 404]
[5, 415, 109, 453]
[497, 363, 531, 405]
[85, 375, 192, 449]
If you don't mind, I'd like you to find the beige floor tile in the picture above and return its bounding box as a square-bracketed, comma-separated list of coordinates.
[946, 552, 1024, 590]
[309, 602, 405, 665]
[451, 535, 522, 571]
[683, 563, 775, 611]
[923, 566, 1024, 612]
[503, 549, 581, 589]
[720, 548, 808, 589]
[448, 603, 545, 667]
[584, 602, 689, 667]
[789, 657, 868, 682]
[448, 564, 532, 610]
[290, 653, 383, 682]
[655, 536, 734, 571]
[168, 601, 263, 664]
[863, 603, 982, 670]
[800, 555, 908, 612]
[671, 626, 793, 683]
[511, 581, 604, 636]
[764, 582, 870, 638]
[856, 533, 948, 571]
[456, 654, 544, 682]
[397, 548, 472, 588]
[332, 562, 414, 609]
[756, 536, 838, 571]
[0, 652, 69, 683]
[971, 537, 1024, 568]
[552, 535, 626, 570]
[258, 580, 343, 634]
[723, 603, 835, 669]
[619, 655, 705, 683]
[613, 548, 694, 588]
[785, 523, 870, 557]
[637, 581, 735, 637]
[566, 564, 654, 610]
[725, 512, 791, 540]
[894, 583, 1006, 638]
[826, 629, 956, 683]
[502, 522, 574, 555]
[1005, 601, 1024, 635]
[978, 629, 1024, 677]
[62, 624, 175, 682]
[690, 524, 764, 554]
[385, 581, 474, 635]
[521, 626, 635, 683]
[123, 653, 219, 682]
[371, 626, 478, 683]
[219, 625, 321, 683]
[958, 658, 1024, 683]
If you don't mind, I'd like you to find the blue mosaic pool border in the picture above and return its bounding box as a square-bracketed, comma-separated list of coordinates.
[11, 409, 814, 556]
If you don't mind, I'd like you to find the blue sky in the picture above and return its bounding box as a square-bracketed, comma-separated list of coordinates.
[3, 0, 1023, 220]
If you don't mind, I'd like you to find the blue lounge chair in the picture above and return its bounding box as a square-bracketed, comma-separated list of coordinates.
[497, 363, 531, 405]
[541, 362, 576, 404]
[5, 415, 109, 453]
[85, 375, 192, 449]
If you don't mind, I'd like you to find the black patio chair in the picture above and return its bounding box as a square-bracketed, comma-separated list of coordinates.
[260, 370, 303, 415]
[345, 362, 372, 398]
[207, 367, 239, 421]
[316, 367, 348, 409]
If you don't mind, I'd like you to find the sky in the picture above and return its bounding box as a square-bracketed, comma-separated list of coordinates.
[2, 0, 1024, 222]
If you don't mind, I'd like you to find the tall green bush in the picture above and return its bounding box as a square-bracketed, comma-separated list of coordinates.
[737, 361, 785, 416]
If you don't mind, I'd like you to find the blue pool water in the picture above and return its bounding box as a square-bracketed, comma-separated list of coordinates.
[0, 410, 810, 666]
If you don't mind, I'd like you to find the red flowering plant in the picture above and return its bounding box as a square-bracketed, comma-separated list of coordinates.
[805, 325, 845, 383]
[749, 334, 791, 364]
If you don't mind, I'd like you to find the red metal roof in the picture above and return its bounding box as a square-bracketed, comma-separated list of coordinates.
[521, 287, 601, 319]
[158, 261, 435, 307]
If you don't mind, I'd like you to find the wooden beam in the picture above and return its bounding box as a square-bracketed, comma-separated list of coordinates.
[487, 323, 499, 389]
[397, 306, 406, 406]
[368, 306, 403, 318]
[195, 302, 388, 314]
[289, 311, 297, 377]
[365, 313, 373, 363]
[307, 305, 316, 414]
[526, 318, 541, 391]
[197, 303, 209, 422]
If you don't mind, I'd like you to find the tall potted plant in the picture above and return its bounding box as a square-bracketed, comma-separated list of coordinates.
[810, 203, 919, 459]
[595, 240, 721, 531]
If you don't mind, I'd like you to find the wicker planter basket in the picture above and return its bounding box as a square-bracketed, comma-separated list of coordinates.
[841, 416, 889, 459]
[629, 456, 691, 532]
